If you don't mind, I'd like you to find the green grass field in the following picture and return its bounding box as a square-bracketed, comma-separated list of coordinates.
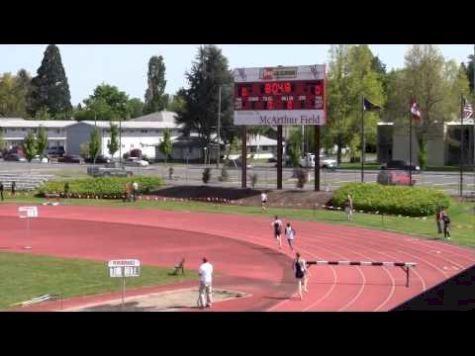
[0, 252, 193, 310]
[4, 193, 475, 248]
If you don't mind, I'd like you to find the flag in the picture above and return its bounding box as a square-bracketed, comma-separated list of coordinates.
[463, 99, 473, 120]
[363, 97, 382, 112]
[410, 99, 422, 121]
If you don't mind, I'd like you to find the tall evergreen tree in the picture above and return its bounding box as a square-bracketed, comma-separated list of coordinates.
[144, 56, 167, 114]
[30, 44, 72, 119]
[89, 128, 102, 162]
[175, 45, 234, 145]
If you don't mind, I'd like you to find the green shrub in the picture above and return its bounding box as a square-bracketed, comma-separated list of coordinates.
[332, 183, 450, 217]
[37, 176, 163, 198]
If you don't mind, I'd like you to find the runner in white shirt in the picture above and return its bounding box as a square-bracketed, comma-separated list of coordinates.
[285, 222, 296, 251]
[197, 257, 213, 309]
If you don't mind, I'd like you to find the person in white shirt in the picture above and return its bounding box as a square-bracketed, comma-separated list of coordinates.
[261, 192, 268, 211]
[285, 222, 296, 251]
[132, 181, 139, 202]
[197, 257, 213, 309]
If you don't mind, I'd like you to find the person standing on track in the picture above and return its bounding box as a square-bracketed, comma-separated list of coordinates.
[293, 252, 309, 300]
[197, 257, 213, 309]
[271, 216, 283, 249]
[261, 191, 268, 211]
[285, 222, 296, 251]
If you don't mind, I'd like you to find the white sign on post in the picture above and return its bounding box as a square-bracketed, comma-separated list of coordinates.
[18, 206, 38, 218]
[108, 259, 141, 278]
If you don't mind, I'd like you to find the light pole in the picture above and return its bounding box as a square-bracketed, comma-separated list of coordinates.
[217, 83, 233, 169]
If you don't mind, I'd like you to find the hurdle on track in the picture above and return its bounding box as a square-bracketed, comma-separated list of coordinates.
[306, 260, 417, 287]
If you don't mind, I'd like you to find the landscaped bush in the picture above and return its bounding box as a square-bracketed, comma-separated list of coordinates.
[332, 183, 450, 217]
[37, 176, 163, 199]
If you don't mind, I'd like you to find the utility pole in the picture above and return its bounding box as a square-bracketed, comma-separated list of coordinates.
[217, 85, 221, 169]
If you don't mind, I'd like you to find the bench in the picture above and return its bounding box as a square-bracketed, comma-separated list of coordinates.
[172, 258, 185, 275]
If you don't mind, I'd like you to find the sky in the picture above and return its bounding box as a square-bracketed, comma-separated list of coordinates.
[0, 44, 473, 106]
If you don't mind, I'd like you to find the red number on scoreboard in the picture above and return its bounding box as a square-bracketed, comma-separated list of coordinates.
[284, 82, 291, 93]
[264, 83, 272, 95]
[287, 100, 294, 110]
[241, 86, 249, 97]
[315, 83, 323, 96]
[267, 100, 274, 110]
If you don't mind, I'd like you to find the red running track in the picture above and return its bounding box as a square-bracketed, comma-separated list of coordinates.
[1, 204, 474, 311]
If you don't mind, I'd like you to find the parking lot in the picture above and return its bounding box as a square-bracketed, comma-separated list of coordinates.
[0, 160, 474, 196]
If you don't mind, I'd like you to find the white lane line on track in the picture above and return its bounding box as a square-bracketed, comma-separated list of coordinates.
[338, 266, 367, 311]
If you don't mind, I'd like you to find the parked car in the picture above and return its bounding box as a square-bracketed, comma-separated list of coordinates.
[3, 153, 27, 162]
[58, 154, 82, 163]
[87, 165, 133, 177]
[85, 155, 111, 164]
[225, 159, 252, 169]
[31, 155, 49, 163]
[298, 153, 337, 169]
[377, 169, 415, 186]
[123, 157, 149, 167]
[47, 146, 65, 157]
[381, 160, 420, 173]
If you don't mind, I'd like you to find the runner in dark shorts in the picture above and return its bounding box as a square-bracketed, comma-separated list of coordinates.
[271, 216, 283, 249]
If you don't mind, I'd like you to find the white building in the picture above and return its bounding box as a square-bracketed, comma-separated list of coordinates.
[377, 120, 474, 166]
[0, 118, 75, 152]
[66, 120, 180, 160]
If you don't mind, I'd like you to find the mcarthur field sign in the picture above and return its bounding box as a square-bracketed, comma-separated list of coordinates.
[233, 65, 327, 126]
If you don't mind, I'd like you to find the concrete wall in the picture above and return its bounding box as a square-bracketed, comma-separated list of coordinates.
[66, 123, 93, 155]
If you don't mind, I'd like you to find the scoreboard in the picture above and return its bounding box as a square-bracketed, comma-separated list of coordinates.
[233, 65, 326, 126]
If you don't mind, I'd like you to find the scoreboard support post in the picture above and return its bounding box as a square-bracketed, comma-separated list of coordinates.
[277, 126, 283, 190]
[241, 126, 247, 188]
[314, 126, 320, 191]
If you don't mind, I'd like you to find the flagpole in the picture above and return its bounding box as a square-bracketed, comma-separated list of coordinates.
[460, 94, 464, 197]
[361, 95, 365, 183]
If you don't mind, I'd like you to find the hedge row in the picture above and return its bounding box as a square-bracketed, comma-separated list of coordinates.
[37, 177, 163, 198]
[332, 183, 450, 217]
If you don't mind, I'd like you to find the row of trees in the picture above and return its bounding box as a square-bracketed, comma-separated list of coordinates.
[1, 44, 474, 168]
[0, 45, 173, 121]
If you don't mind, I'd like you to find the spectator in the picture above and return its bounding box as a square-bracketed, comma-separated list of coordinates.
[0, 182, 4, 201]
[197, 257, 213, 309]
[132, 181, 139, 202]
[441, 209, 451, 240]
[261, 191, 268, 211]
[344, 194, 353, 221]
[11, 181, 16, 198]
[435, 207, 443, 235]
[123, 182, 132, 202]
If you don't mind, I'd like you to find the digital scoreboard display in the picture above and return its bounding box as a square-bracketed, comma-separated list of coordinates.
[234, 80, 324, 111]
[233, 65, 326, 126]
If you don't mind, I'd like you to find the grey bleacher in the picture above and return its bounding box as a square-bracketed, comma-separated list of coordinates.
[0, 173, 54, 191]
